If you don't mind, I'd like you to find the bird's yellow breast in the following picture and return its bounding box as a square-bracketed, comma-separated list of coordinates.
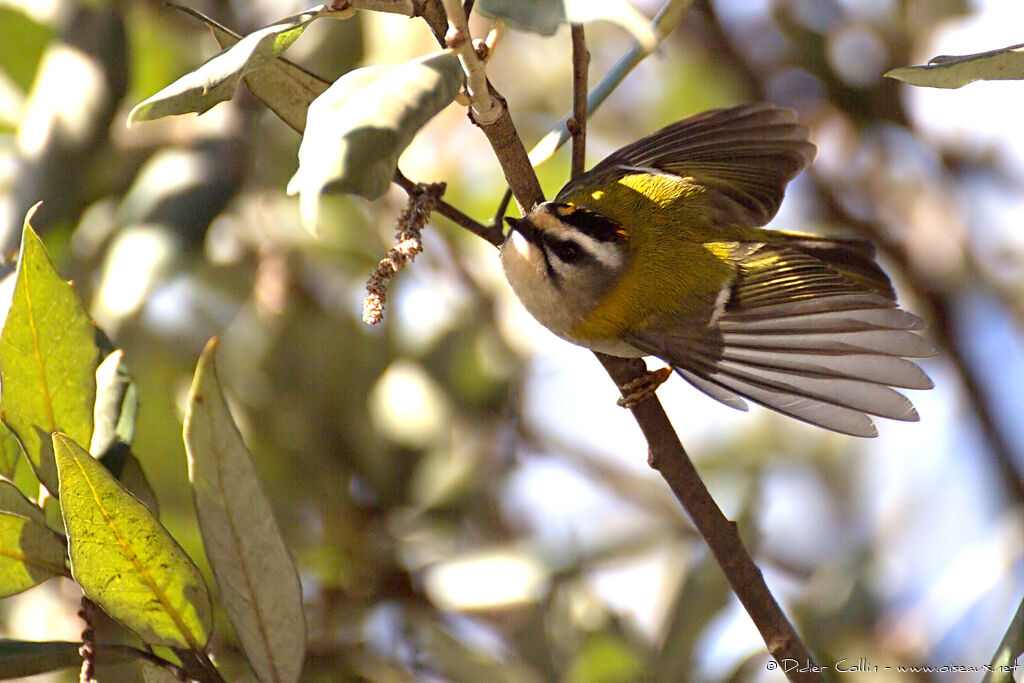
[558, 173, 736, 342]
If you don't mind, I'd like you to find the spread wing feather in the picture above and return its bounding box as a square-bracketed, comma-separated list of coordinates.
[561, 103, 817, 227]
[627, 239, 935, 436]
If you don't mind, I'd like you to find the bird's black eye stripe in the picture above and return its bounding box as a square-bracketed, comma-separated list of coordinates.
[555, 205, 627, 242]
[549, 239, 583, 263]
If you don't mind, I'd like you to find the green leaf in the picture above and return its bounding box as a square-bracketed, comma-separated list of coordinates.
[0, 215, 98, 494]
[0, 8, 53, 93]
[128, 4, 332, 124]
[886, 42, 1024, 88]
[0, 639, 81, 679]
[184, 339, 306, 683]
[286, 49, 462, 225]
[0, 422, 21, 479]
[54, 433, 212, 650]
[172, 4, 331, 134]
[0, 478, 44, 523]
[477, 0, 656, 51]
[0, 510, 66, 597]
[99, 445, 160, 516]
[0, 640, 135, 679]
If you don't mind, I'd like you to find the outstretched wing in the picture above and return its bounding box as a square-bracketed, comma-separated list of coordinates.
[560, 103, 817, 227]
[627, 239, 935, 437]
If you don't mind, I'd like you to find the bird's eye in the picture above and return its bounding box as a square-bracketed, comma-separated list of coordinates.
[551, 240, 582, 263]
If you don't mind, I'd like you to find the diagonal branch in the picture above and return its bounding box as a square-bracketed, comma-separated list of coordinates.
[564, 25, 819, 679]
[594, 354, 821, 679]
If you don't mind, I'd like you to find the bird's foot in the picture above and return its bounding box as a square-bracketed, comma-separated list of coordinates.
[615, 367, 672, 408]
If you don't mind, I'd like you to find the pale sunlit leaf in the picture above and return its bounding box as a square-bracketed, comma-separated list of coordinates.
[171, 4, 331, 133]
[91, 349, 131, 456]
[477, 0, 656, 51]
[184, 338, 305, 683]
[128, 5, 332, 124]
[886, 42, 1024, 88]
[286, 49, 462, 227]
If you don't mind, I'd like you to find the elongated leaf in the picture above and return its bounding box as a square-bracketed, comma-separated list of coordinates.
[886, 42, 1024, 88]
[99, 444, 159, 516]
[172, 4, 331, 133]
[0, 640, 135, 679]
[0, 218, 98, 493]
[0, 511, 66, 597]
[0, 479, 44, 523]
[128, 5, 331, 123]
[184, 339, 305, 683]
[477, 0, 656, 51]
[91, 349, 131, 456]
[54, 433, 212, 650]
[983, 596, 1024, 683]
[0, 422, 20, 479]
[286, 49, 462, 225]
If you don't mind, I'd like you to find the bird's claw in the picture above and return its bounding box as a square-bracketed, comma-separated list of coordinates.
[615, 367, 672, 408]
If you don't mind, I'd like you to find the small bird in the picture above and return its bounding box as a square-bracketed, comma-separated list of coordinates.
[500, 103, 934, 437]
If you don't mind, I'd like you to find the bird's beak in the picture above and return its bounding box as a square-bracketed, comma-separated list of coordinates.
[505, 216, 543, 246]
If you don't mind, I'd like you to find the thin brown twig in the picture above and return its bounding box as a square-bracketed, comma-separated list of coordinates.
[393, 169, 504, 246]
[491, 188, 513, 229]
[569, 24, 589, 180]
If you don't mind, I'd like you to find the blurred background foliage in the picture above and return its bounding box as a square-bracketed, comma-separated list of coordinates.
[0, 0, 1022, 680]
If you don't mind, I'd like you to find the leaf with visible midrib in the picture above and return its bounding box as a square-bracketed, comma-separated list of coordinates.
[286, 49, 463, 226]
[0, 479, 44, 523]
[0, 218, 97, 494]
[184, 338, 306, 683]
[172, 4, 330, 134]
[54, 433, 212, 650]
[886, 42, 1024, 88]
[128, 4, 331, 124]
[0, 510, 67, 597]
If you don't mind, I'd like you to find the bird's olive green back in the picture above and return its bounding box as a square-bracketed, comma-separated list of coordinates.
[558, 172, 736, 341]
